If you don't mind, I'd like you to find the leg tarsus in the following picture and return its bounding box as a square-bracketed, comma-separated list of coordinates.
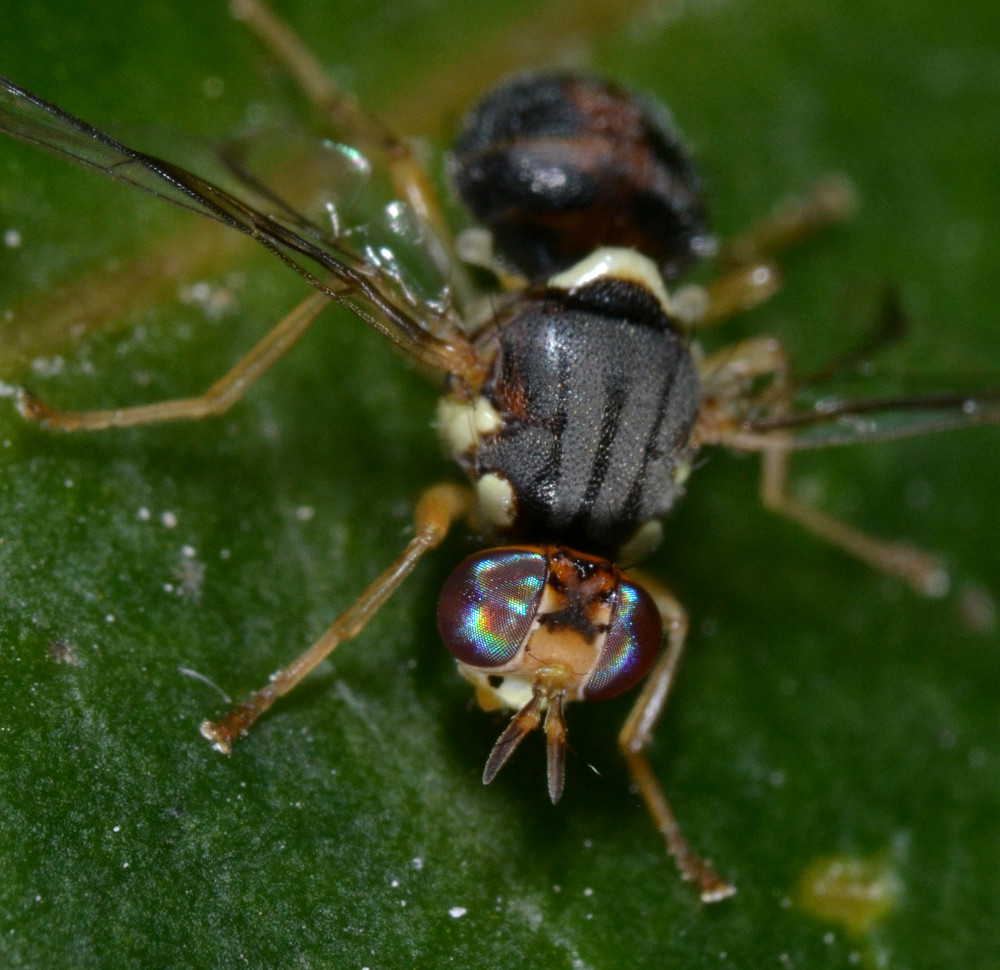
[759, 449, 948, 597]
[619, 575, 735, 901]
[676, 262, 782, 331]
[201, 482, 472, 752]
[696, 337, 949, 598]
[684, 174, 856, 332]
[620, 747, 736, 903]
[719, 174, 857, 269]
[14, 290, 329, 431]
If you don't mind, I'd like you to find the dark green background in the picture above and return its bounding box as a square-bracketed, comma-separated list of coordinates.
[1, 1, 998, 967]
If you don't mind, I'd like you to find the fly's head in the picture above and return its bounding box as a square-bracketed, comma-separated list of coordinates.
[436, 545, 662, 802]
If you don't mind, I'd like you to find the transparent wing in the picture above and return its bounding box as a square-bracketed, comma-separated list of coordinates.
[214, 130, 375, 241]
[0, 76, 474, 377]
[215, 129, 452, 311]
[740, 390, 1000, 449]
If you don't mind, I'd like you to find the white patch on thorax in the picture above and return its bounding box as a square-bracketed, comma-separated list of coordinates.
[475, 472, 518, 529]
[437, 394, 502, 459]
[548, 247, 673, 317]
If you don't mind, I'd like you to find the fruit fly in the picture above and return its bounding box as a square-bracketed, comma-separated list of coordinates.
[1, 0, 997, 902]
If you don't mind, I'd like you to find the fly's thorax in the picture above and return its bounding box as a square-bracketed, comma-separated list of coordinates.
[437, 248, 702, 561]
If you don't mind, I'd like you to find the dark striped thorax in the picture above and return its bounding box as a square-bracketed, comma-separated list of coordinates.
[439, 247, 701, 564]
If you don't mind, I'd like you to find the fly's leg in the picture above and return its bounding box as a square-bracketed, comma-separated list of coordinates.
[201, 482, 472, 753]
[758, 446, 947, 597]
[671, 262, 782, 330]
[718, 174, 858, 269]
[618, 575, 736, 902]
[15, 290, 330, 430]
[673, 176, 857, 331]
[229, 0, 472, 305]
[695, 336, 947, 596]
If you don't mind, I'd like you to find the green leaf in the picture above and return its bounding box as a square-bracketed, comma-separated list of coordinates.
[1, 1, 998, 967]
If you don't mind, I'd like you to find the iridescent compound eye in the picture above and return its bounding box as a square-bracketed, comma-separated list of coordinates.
[584, 579, 662, 700]
[437, 548, 548, 668]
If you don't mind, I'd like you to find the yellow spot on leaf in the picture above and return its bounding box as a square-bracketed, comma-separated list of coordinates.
[797, 854, 901, 936]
